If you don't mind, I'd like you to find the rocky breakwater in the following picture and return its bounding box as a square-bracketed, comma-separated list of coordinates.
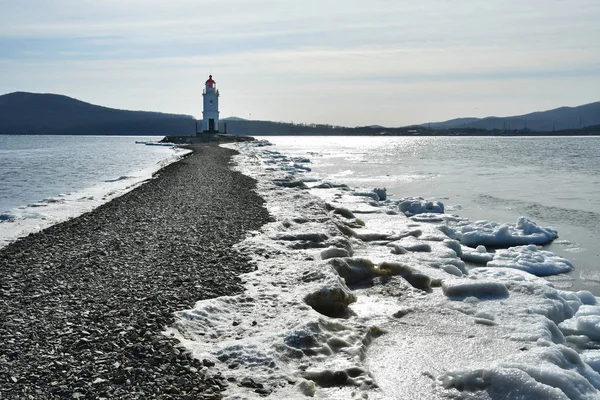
[0, 144, 271, 399]
[161, 134, 255, 145]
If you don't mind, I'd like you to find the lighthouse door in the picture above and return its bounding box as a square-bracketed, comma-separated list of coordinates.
[208, 119, 215, 132]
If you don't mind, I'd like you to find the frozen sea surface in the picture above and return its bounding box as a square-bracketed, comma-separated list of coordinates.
[169, 138, 600, 399]
[256, 136, 600, 294]
[0, 135, 190, 247]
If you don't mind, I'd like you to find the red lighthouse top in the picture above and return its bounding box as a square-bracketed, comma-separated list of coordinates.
[206, 75, 215, 88]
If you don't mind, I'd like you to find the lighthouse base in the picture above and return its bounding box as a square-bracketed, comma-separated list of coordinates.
[195, 121, 227, 135]
[195, 121, 221, 135]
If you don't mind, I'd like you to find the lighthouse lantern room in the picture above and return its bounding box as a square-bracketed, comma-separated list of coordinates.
[201, 74, 219, 133]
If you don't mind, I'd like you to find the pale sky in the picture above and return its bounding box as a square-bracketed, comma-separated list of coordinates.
[1, 0, 599, 126]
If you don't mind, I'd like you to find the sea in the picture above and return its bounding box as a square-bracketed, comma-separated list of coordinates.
[3, 134, 600, 398]
[0, 135, 190, 247]
[257, 135, 600, 294]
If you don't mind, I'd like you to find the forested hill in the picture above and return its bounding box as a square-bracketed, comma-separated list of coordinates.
[425, 101, 600, 131]
[0, 92, 196, 135]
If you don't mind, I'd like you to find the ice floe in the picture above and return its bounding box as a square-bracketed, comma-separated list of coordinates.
[442, 279, 509, 299]
[487, 244, 575, 276]
[398, 196, 445, 216]
[461, 244, 495, 264]
[459, 216, 559, 248]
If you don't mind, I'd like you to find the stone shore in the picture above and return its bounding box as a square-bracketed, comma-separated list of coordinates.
[0, 144, 271, 399]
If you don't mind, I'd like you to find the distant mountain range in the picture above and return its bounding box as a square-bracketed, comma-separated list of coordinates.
[424, 102, 600, 131]
[1, 91, 599, 136]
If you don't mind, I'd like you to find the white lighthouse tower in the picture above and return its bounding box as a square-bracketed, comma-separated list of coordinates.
[201, 74, 219, 133]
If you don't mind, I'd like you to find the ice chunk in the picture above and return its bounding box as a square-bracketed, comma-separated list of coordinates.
[281, 319, 354, 358]
[293, 163, 311, 172]
[321, 247, 351, 260]
[275, 232, 328, 242]
[373, 188, 387, 201]
[332, 207, 355, 219]
[582, 350, 600, 374]
[387, 243, 408, 255]
[470, 267, 553, 287]
[328, 258, 376, 284]
[409, 213, 444, 222]
[393, 237, 431, 252]
[443, 239, 462, 257]
[398, 197, 444, 216]
[460, 244, 494, 264]
[355, 232, 390, 242]
[253, 139, 273, 146]
[560, 306, 600, 341]
[298, 379, 317, 396]
[441, 264, 464, 277]
[378, 262, 432, 290]
[291, 157, 311, 163]
[487, 244, 573, 276]
[576, 316, 600, 341]
[577, 291, 597, 306]
[352, 191, 380, 201]
[272, 179, 309, 189]
[442, 279, 509, 299]
[440, 346, 600, 399]
[459, 217, 559, 248]
[314, 182, 350, 189]
[326, 237, 354, 256]
[438, 224, 458, 240]
[304, 272, 357, 317]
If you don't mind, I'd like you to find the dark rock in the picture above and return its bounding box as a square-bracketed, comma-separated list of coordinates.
[202, 359, 216, 367]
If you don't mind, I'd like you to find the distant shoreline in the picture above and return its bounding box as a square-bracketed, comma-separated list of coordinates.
[250, 131, 600, 137]
[1, 131, 599, 137]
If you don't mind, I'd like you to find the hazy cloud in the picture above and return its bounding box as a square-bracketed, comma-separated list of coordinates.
[1, 0, 599, 125]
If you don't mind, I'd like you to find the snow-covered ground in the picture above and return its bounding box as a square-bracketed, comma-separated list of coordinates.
[169, 140, 600, 399]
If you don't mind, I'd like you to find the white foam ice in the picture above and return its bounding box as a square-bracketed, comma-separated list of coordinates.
[397, 196, 445, 216]
[459, 217, 559, 248]
[461, 244, 495, 264]
[487, 244, 575, 276]
[0, 147, 191, 248]
[582, 350, 600, 374]
[168, 140, 600, 399]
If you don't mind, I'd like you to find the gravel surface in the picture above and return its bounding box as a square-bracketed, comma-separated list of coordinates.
[0, 144, 271, 399]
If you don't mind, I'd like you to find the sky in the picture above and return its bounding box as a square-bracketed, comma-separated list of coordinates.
[0, 0, 599, 127]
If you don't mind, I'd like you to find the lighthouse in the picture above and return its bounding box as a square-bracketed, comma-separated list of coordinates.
[201, 74, 219, 133]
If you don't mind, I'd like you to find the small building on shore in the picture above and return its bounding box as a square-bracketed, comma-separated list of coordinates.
[199, 75, 220, 134]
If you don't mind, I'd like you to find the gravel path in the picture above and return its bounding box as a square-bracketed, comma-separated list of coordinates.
[0, 144, 271, 399]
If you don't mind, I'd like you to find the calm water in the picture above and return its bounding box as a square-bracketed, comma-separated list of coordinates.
[0, 135, 186, 246]
[258, 135, 600, 293]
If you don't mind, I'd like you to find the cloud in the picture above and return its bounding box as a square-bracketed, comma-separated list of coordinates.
[0, 0, 599, 125]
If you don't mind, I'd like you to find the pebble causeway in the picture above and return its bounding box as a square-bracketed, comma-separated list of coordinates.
[0, 144, 271, 399]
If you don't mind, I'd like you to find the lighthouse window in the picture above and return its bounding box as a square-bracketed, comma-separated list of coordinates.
[210, 100, 213, 105]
